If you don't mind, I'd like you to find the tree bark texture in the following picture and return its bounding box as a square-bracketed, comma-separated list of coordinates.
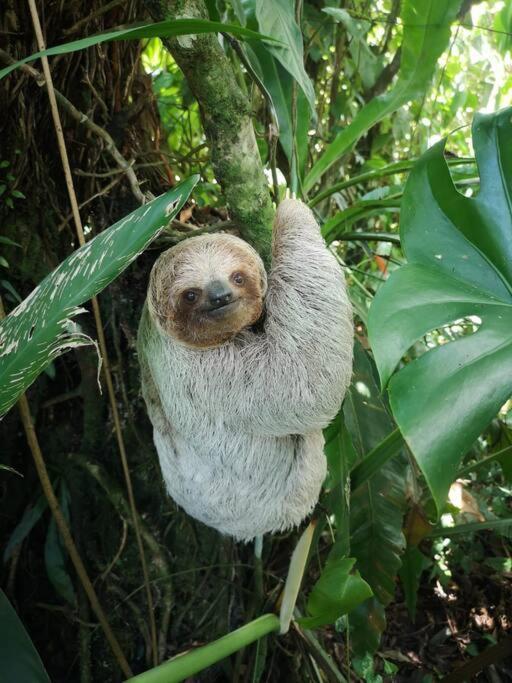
[144, 0, 274, 265]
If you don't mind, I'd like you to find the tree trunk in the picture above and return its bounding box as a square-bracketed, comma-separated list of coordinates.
[144, 0, 274, 264]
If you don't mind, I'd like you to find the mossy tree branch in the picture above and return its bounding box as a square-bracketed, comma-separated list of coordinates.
[143, 0, 274, 265]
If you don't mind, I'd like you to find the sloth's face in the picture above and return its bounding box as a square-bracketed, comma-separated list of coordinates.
[149, 235, 267, 349]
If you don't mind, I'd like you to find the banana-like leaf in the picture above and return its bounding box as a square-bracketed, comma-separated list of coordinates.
[245, 42, 310, 175]
[255, 0, 316, 113]
[0, 590, 50, 683]
[0, 20, 277, 81]
[346, 344, 406, 607]
[233, 0, 311, 180]
[398, 547, 430, 620]
[323, 198, 401, 243]
[304, 0, 462, 191]
[368, 108, 512, 515]
[349, 598, 386, 657]
[0, 176, 198, 417]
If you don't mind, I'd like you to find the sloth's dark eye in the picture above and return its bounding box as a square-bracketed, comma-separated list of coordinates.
[184, 290, 198, 303]
[232, 272, 245, 286]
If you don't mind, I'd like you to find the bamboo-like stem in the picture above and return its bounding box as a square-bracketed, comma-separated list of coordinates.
[428, 518, 512, 538]
[308, 157, 474, 208]
[26, 0, 158, 667]
[457, 444, 512, 478]
[350, 428, 404, 491]
[0, 297, 132, 679]
[279, 521, 316, 635]
[126, 614, 280, 683]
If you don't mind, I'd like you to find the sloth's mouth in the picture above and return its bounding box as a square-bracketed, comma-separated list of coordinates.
[203, 299, 240, 318]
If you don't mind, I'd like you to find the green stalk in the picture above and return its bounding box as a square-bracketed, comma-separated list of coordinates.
[457, 444, 512, 478]
[350, 428, 404, 491]
[308, 157, 474, 208]
[334, 230, 400, 244]
[428, 518, 512, 538]
[126, 614, 280, 683]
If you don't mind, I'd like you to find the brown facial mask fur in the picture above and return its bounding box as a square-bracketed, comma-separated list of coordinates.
[147, 234, 267, 348]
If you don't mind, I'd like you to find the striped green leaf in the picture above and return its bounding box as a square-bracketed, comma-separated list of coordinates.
[0, 175, 198, 417]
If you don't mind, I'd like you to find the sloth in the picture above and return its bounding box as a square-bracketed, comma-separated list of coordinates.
[137, 199, 353, 541]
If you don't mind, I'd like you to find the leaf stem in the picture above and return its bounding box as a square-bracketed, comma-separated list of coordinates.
[1, 294, 132, 679]
[334, 231, 400, 244]
[457, 444, 512, 478]
[428, 518, 512, 538]
[308, 157, 474, 207]
[126, 614, 280, 683]
[27, 1, 158, 666]
[350, 428, 404, 490]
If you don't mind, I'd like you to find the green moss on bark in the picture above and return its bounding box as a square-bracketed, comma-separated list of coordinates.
[144, 0, 274, 265]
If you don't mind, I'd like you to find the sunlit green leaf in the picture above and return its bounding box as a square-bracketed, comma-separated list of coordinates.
[245, 43, 310, 175]
[323, 8, 383, 90]
[304, 0, 462, 190]
[255, 0, 316, 112]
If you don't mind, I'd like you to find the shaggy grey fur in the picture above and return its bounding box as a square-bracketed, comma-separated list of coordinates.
[137, 199, 353, 541]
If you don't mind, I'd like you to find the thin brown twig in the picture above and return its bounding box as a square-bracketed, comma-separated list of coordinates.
[0, 296, 132, 679]
[57, 175, 124, 232]
[26, 0, 158, 668]
[62, 0, 125, 35]
[99, 519, 128, 582]
[0, 48, 148, 205]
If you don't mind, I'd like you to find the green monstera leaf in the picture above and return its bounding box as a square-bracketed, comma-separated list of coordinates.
[368, 108, 512, 515]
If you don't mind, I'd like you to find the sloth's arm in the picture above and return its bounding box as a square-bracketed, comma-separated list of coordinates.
[239, 199, 353, 436]
[137, 305, 170, 435]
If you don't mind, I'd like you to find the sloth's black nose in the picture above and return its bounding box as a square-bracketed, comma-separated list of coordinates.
[207, 280, 233, 308]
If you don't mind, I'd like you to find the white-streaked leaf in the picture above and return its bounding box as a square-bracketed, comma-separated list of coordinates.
[0, 175, 198, 417]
